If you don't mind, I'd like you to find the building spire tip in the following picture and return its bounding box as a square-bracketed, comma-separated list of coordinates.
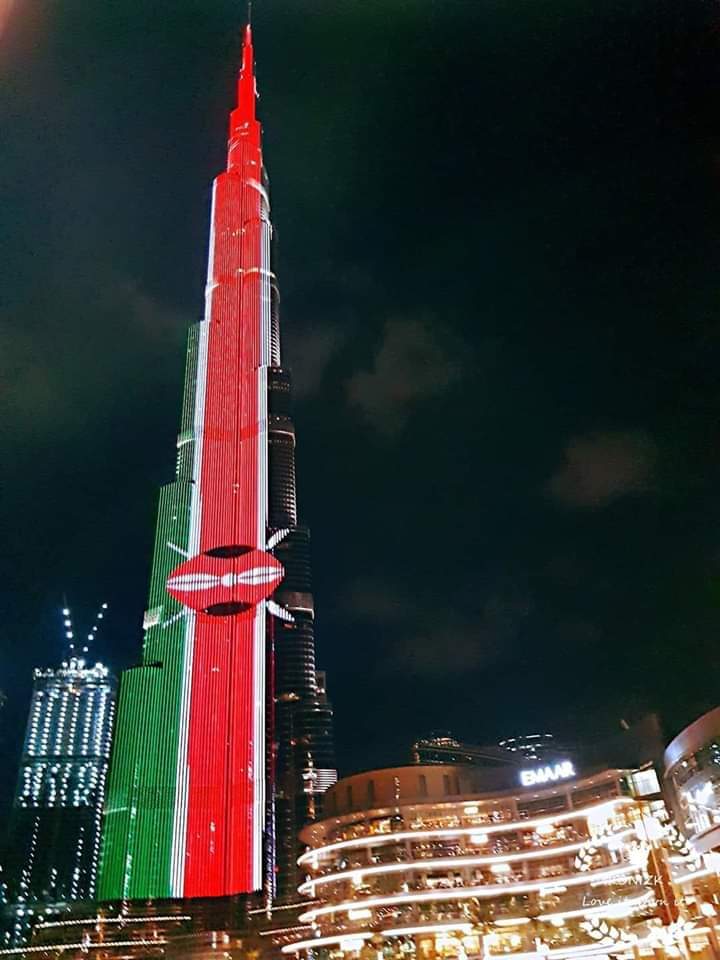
[236, 5, 257, 123]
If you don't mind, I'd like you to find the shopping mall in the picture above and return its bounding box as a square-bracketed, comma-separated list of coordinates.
[279, 751, 720, 960]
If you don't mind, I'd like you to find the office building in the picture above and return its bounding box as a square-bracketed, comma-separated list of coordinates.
[1, 640, 115, 946]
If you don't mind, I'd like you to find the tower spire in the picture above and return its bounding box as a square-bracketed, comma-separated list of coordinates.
[229, 14, 260, 157]
[238, 15, 257, 123]
[61, 597, 75, 659]
[84, 601, 109, 655]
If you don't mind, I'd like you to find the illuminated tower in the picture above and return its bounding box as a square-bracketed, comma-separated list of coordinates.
[1, 606, 116, 946]
[98, 26, 336, 904]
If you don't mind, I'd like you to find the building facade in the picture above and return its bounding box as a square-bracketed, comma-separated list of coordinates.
[98, 25, 335, 905]
[664, 707, 720, 856]
[283, 762, 720, 960]
[0, 657, 116, 946]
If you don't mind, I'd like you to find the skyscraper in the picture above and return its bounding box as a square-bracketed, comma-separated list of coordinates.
[1, 615, 116, 946]
[99, 25, 335, 905]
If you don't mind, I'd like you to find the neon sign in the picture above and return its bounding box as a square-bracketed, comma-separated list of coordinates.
[520, 760, 576, 787]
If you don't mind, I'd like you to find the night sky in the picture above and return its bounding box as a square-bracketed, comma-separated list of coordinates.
[3, 0, 720, 811]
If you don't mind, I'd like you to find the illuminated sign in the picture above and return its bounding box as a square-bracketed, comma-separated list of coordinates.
[520, 760, 575, 787]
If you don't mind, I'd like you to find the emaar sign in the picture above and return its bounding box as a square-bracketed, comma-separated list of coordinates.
[519, 760, 575, 787]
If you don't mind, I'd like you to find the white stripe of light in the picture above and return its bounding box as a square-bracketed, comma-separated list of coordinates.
[251, 192, 272, 889]
[281, 933, 373, 954]
[298, 797, 635, 866]
[298, 863, 643, 924]
[169, 179, 215, 895]
[383, 924, 473, 937]
[298, 828, 636, 894]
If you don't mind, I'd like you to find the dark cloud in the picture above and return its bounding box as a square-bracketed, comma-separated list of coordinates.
[346, 318, 466, 435]
[2, 276, 188, 444]
[342, 579, 412, 624]
[390, 619, 498, 679]
[546, 430, 656, 508]
[283, 321, 350, 398]
[341, 579, 531, 679]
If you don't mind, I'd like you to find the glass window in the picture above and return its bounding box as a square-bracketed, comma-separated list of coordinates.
[629, 768, 660, 797]
[679, 776, 720, 836]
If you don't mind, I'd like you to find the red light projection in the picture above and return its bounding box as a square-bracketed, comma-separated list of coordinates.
[170, 24, 274, 897]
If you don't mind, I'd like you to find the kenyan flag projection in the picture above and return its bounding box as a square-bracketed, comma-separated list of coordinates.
[98, 27, 289, 899]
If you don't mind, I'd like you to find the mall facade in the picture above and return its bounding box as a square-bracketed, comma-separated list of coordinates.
[664, 707, 720, 857]
[279, 759, 720, 960]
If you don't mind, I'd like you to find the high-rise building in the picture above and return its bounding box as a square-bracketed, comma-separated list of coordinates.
[412, 732, 568, 768]
[1, 627, 116, 946]
[98, 25, 336, 905]
[412, 733, 511, 767]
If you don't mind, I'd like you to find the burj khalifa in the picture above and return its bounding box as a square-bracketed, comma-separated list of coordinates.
[98, 25, 336, 904]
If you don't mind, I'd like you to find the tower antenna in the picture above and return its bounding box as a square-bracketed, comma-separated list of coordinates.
[85, 601, 109, 654]
[61, 595, 75, 658]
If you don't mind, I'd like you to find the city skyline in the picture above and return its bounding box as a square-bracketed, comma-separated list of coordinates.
[3, 0, 720, 817]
